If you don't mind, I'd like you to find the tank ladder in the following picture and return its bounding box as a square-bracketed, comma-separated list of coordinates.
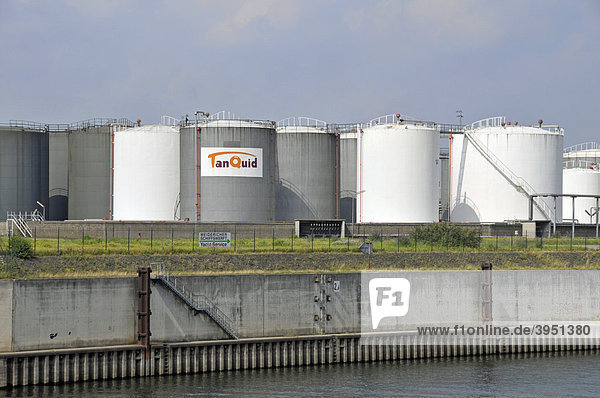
[151, 264, 238, 339]
[464, 132, 555, 221]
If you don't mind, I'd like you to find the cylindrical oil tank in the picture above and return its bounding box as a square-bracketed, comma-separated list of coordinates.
[450, 117, 563, 223]
[357, 117, 440, 223]
[68, 126, 111, 220]
[275, 118, 339, 220]
[48, 131, 69, 220]
[180, 118, 277, 222]
[562, 154, 600, 224]
[112, 125, 180, 221]
[338, 127, 358, 223]
[0, 126, 49, 220]
[562, 143, 600, 169]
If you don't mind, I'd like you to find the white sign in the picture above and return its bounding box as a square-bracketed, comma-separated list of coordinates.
[201, 147, 262, 178]
[369, 278, 411, 329]
[199, 232, 231, 247]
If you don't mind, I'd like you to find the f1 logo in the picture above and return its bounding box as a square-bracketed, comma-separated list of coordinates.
[369, 278, 411, 329]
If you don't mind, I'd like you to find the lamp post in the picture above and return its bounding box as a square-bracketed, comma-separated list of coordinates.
[36, 201, 45, 220]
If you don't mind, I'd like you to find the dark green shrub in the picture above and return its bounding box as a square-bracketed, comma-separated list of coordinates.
[10, 236, 33, 259]
[410, 223, 481, 248]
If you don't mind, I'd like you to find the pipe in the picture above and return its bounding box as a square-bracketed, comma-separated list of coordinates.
[335, 132, 340, 219]
[109, 126, 114, 220]
[359, 127, 364, 223]
[572, 196, 575, 239]
[448, 134, 453, 222]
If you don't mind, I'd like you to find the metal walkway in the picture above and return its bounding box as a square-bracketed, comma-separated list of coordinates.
[152, 266, 238, 339]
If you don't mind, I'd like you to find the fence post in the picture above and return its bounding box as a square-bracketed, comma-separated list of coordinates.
[171, 228, 174, 253]
[329, 229, 331, 252]
[292, 231, 294, 252]
[525, 231, 528, 249]
[272, 228, 275, 251]
[253, 228, 256, 252]
[151, 229, 153, 252]
[57, 226, 60, 255]
[104, 224, 107, 253]
[128, 227, 130, 254]
[414, 233, 417, 252]
[33, 226, 36, 256]
[495, 232, 498, 251]
[312, 234, 314, 251]
[540, 233, 543, 250]
[556, 232, 558, 250]
[192, 226, 195, 253]
[234, 224, 237, 252]
[398, 228, 400, 253]
[82, 226, 85, 255]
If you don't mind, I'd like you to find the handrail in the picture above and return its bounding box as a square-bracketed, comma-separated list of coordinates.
[208, 111, 237, 120]
[151, 265, 238, 339]
[464, 116, 506, 130]
[363, 114, 438, 130]
[564, 142, 600, 153]
[563, 160, 599, 170]
[1, 118, 135, 132]
[160, 116, 181, 126]
[276, 117, 328, 129]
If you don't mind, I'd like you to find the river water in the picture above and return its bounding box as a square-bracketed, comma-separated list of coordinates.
[3, 351, 599, 397]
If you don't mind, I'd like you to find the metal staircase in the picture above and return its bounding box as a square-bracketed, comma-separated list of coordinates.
[152, 265, 238, 339]
[5, 210, 44, 237]
[464, 132, 554, 221]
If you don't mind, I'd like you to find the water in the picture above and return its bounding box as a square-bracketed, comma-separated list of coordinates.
[3, 351, 599, 397]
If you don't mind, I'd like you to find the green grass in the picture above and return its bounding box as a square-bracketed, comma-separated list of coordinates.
[1, 235, 599, 257]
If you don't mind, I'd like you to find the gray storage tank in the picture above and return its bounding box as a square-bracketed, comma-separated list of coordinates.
[275, 117, 339, 221]
[336, 125, 358, 223]
[180, 114, 277, 222]
[68, 119, 134, 220]
[48, 130, 69, 220]
[0, 123, 49, 220]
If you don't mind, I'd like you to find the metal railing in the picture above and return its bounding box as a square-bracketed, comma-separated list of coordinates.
[208, 111, 237, 120]
[563, 160, 600, 170]
[1, 118, 135, 132]
[362, 114, 439, 130]
[160, 116, 181, 126]
[6, 210, 44, 237]
[564, 142, 600, 153]
[276, 117, 328, 129]
[465, 132, 555, 221]
[464, 116, 506, 130]
[152, 264, 238, 339]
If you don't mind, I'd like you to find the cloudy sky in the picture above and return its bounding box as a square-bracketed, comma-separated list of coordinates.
[1, 0, 598, 145]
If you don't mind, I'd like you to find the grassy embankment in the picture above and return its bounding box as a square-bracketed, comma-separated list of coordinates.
[1, 235, 598, 257]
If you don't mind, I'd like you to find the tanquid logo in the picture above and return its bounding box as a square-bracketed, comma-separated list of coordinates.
[369, 278, 411, 329]
[208, 151, 258, 169]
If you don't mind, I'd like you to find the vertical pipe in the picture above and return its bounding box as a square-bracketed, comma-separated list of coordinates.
[596, 196, 599, 239]
[110, 126, 114, 220]
[448, 134, 453, 222]
[553, 196, 557, 236]
[359, 128, 364, 223]
[335, 132, 340, 219]
[196, 125, 201, 222]
[572, 196, 575, 240]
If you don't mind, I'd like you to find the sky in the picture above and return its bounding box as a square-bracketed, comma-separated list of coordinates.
[0, 0, 598, 146]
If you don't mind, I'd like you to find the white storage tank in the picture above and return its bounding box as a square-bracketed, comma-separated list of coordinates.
[112, 124, 180, 221]
[275, 117, 338, 220]
[562, 143, 600, 223]
[357, 115, 440, 223]
[450, 117, 563, 223]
